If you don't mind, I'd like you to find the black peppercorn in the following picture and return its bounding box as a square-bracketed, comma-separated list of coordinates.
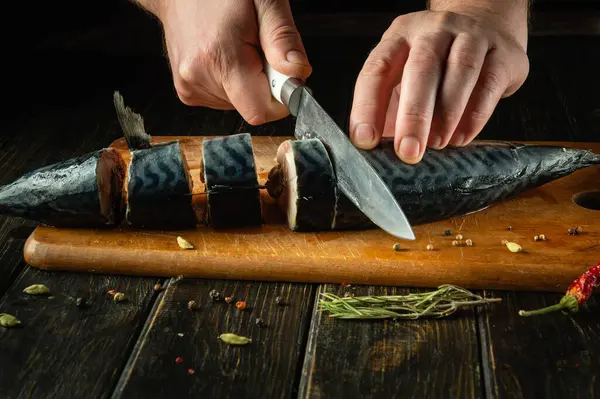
[209, 290, 221, 301]
[255, 318, 265, 327]
[275, 296, 284, 305]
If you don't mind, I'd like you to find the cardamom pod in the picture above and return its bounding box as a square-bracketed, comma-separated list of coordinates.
[0, 313, 21, 327]
[218, 333, 252, 345]
[23, 284, 50, 295]
[506, 242, 523, 253]
[177, 236, 194, 249]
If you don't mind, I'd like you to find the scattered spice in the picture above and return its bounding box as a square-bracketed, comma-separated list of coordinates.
[187, 300, 197, 311]
[113, 292, 126, 303]
[539, 234, 546, 241]
[107, 289, 116, 296]
[507, 226, 512, 231]
[568, 226, 583, 235]
[0, 313, 20, 327]
[519, 262, 600, 317]
[153, 283, 165, 292]
[392, 243, 401, 251]
[187, 368, 195, 375]
[76, 297, 88, 308]
[209, 290, 221, 301]
[444, 229, 452, 236]
[452, 240, 460, 247]
[318, 284, 501, 319]
[504, 242, 523, 253]
[235, 301, 247, 310]
[255, 318, 265, 327]
[501, 239, 508, 245]
[175, 357, 183, 364]
[23, 284, 50, 295]
[224, 296, 233, 304]
[426, 244, 434, 251]
[455, 234, 463, 241]
[219, 333, 252, 345]
[275, 296, 284, 306]
[465, 239, 473, 247]
[177, 236, 194, 249]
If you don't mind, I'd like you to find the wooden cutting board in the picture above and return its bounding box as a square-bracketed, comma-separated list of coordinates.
[23, 136, 600, 293]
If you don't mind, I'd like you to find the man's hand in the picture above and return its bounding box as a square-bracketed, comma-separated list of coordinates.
[135, 0, 312, 125]
[349, 1, 530, 163]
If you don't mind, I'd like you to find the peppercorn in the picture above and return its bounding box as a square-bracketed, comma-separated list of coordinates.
[392, 243, 401, 251]
[224, 296, 233, 304]
[275, 296, 284, 306]
[235, 301, 247, 310]
[539, 234, 546, 241]
[187, 300, 197, 311]
[465, 239, 473, 247]
[455, 234, 463, 241]
[188, 368, 195, 375]
[76, 297, 87, 308]
[255, 318, 265, 327]
[444, 229, 452, 236]
[452, 240, 460, 247]
[113, 292, 126, 303]
[507, 226, 512, 231]
[426, 244, 434, 251]
[153, 283, 164, 292]
[209, 290, 221, 301]
[175, 357, 183, 364]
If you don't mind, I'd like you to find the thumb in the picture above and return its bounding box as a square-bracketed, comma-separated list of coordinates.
[255, 0, 312, 80]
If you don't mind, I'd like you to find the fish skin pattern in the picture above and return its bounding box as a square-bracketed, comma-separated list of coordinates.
[126, 140, 197, 229]
[202, 133, 262, 228]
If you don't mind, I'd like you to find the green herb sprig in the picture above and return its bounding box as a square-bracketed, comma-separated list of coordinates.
[318, 284, 501, 320]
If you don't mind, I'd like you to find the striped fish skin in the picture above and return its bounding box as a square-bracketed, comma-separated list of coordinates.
[357, 139, 600, 226]
[126, 140, 197, 229]
[0, 148, 126, 227]
[272, 138, 600, 230]
[277, 139, 336, 231]
[202, 133, 262, 228]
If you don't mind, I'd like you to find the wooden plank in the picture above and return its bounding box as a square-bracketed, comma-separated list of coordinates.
[298, 284, 485, 398]
[22, 136, 600, 293]
[111, 278, 315, 398]
[0, 267, 161, 398]
[479, 291, 600, 398]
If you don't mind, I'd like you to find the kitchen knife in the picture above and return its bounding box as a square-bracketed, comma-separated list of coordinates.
[265, 62, 415, 240]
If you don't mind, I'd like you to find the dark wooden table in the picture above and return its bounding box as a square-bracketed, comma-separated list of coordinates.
[1, 9, 600, 398]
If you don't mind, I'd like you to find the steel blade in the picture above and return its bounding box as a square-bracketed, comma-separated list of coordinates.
[293, 88, 415, 240]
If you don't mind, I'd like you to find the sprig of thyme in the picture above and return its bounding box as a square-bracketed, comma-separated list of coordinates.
[318, 284, 501, 320]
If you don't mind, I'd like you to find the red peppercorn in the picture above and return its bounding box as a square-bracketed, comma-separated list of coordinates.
[175, 357, 183, 364]
[235, 301, 246, 310]
[187, 368, 195, 375]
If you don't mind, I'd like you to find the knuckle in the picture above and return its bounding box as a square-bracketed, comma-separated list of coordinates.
[267, 24, 300, 46]
[360, 55, 394, 77]
[448, 48, 480, 74]
[469, 107, 492, 124]
[402, 107, 430, 125]
[481, 69, 505, 94]
[245, 111, 268, 126]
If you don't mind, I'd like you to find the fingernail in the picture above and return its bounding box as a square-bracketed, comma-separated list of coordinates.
[353, 124, 375, 146]
[428, 134, 442, 149]
[286, 50, 307, 65]
[451, 133, 465, 147]
[398, 137, 421, 161]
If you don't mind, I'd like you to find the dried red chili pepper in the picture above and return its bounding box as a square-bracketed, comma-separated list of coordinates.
[519, 262, 600, 317]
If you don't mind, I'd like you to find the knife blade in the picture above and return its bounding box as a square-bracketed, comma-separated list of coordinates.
[265, 62, 415, 240]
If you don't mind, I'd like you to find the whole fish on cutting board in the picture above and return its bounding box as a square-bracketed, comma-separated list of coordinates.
[268, 138, 600, 230]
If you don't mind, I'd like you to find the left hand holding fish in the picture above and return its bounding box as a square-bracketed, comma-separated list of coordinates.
[348, 0, 530, 164]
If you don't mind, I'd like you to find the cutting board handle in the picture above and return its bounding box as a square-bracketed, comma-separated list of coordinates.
[264, 60, 306, 117]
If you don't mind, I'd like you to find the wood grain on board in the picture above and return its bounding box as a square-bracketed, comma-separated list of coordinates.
[22, 136, 600, 293]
